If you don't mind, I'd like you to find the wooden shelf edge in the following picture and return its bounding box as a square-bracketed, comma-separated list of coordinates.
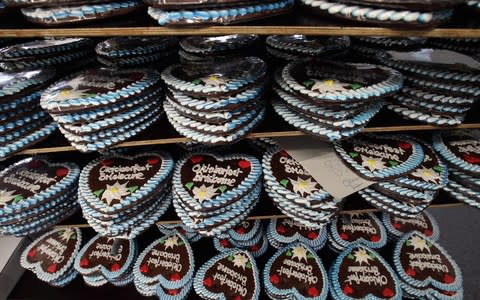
[53, 202, 464, 229]
[16, 123, 480, 156]
[2, 26, 480, 38]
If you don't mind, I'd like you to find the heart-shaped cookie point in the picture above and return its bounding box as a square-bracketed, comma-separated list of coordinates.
[331, 245, 401, 299]
[194, 250, 260, 300]
[263, 242, 328, 300]
[133, 233, 194, 289]
[20, 228, 82, 282]
[334, 135, 424, 180]
[330, 213, 386, 249]
[394, 232, 462, 291]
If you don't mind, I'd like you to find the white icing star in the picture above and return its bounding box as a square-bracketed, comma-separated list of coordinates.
[164, 236, 179, 250]
[52, 88, 91, 101]
[232, 253, 249, 270]
[291, 245, 308, 262]
[411, 166, 441, 183]
[59, 228, 75, 242]
[353, 248, 373, 265]
[0, 189, 19, 206]
[101, 181, 130, 206]
[66, 75, 86, 90]
[192, 184, 218, 204]
[409, 235, 430, 253]
[201, 74, 227, 88]
[360, 155, 386, 172]
[310, 79, 349, 93]
[289, 176, 318, 197]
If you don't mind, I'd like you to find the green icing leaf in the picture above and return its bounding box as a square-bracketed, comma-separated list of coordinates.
[406, 240, 412, 246]
[159, 239, 165, 244]
[389, 160, 399, 166]
[433, 165, 443, 172]
[93, 189, 104, 197]
[307, 253, 315, 259]
[246, 262, 252, 269]
[280, 179, 289, 187]
[427, 241, 432, 247]
[178, 240, 185, 246]
[13, 195, 24, 203]
[303, 80, 314, 88]
[185, 182, 194, 190]
[286, 250, 292, 257]
[228, 255, 234, 261]
[347, 254, 355, 260]
[71, 234, 77, 240]
[85, 93, 97, 98]
[351, 83, 362, 90]
[128, 186, 138, 193]
[192, 79, 202, 85]
[369, 252, 376, 259]
[349, 152, 358, 158]
[218, 185, 227, 193]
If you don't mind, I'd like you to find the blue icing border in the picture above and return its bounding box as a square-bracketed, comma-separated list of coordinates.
[0, 50, 92, 72]
[156, 277, 192, 300]
[387, 104, 465, 126]
[96, 36, 178, 58]
[432, 131, 480, 175]
[266, 217, 328, 249]
[393, 94, 472, 116]
[374, 182, 438, 201]
[0, 38, 92, 59]
[405, 75, 480, 97]
[381, 211, 440, 241]
[97, 49, 176, 67]
[226, 219, 262, 243]
[0, 69, 54, 97]
[359, 188, 429, 217]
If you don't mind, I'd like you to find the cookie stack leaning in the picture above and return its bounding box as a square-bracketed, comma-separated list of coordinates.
[434, 130, 480, 208]
[95, 37, 179, 68]
[0, 38, 94, 73]
[335, 134, 448, 217]
[172, 152, 262, 236]
[77, 151, 174, 239]
[273, 59, 403, 141]
[162, 57, 267, 145]
[0, 68, 57, 158]
[40, 67, 163, 152]
[0, 157, 80, 236]
[379, 48, 479, 126]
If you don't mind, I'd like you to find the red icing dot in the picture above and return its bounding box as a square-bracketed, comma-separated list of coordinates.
[424, 229, 433, 236]
[28, 160, 39, 168]
[279, 150, 289, 157]
[392, 223, 401, 229]
[56, 167, 69, 177]
[27, 248, 37, 258]
[250, 244, 260, 251]
[444, 291, 456, 296]
[307, 231, 319, 240]
[406, 268, 416, 277]
[276, 225, 286, 234]
[238, 160, 251, 169]
[270, 274, 280, 284]
[235, 227, 246, 234]
[179, 229, 186, 234]
[463, 154, 480, 164]
[444, 274, 455, 284]
[233, 296, 242, 300]
[167, 289, 180, 295]
[140, 264, 148, 274]
[340, 233, 349, 241]
[147, 157, 160, 165]
[170, 273, 181, 281]
[110, 263, 121, 272]
[47, 264, 57, 273]
[382, 287, 394, 297]
[220, 239, 231, 248]
[399, 142, 412, 150]
[101, 159, 113, 166]
[370, 235, 380, 242]
[308, 286, 320, 297]
[203, 277, 213, 287]
[343, 284, 353, 295]
[80, 258, 90, 268]
[190, 155, 204, 164]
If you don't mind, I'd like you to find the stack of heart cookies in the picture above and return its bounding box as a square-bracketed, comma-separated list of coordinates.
[335, 134, 448, 217]
[74, 234, 137, 287]
[266, 217, 328, 251]
[179, 35, 261, 64]
[133, 233, 194, 298]
[213, 219, 268, 258]
[381, 211, 440, 242]
[392, 232, 463, 299]
[0, 69, 57, 159]
[298, 0, 461, 28]
[172, 152, 262, 236]
[162, 57, 267, 145]
[157, 223, 202, 243]
[147, 0, 293, 26]
[0, 38, 94, 73]
[78, 151, 174, 239]
[327, 212, 387, 252]
[428, 38, 480, 57]
[0, 157, 80, 236]
[95, 37, 179, 68]
[20, 228, 82, 287]
[40, 67, 163, 152]
[273, 59, 403, 141]
[379, 48, 479, 126]
[434, 130, 480, 208]
[262, 147, 342, 228]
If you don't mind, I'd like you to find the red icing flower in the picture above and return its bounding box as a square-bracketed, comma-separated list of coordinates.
[444, 291, 456, 296]
[220, 239, 231, 248]
[370, 235, 380, 242]
[382, 287, 394, 297]
[250, 244, 260, 251]
[444, 274, 455, 284]
[47, 264, 57, 273]
[238, 160, 251, 169]
[235, 227, 246, 234]
[28, 160, 40, 168]
[167, 289, 180, 295]
[399, 142, 412, 150]
[424, 229, 433, 236]
[80, 258, 90, 268]
[308, 286, 320, 297]
[406, 268, 416, 277]
[140, 264, 148, 274]
[170, 273, 181, 281]
[190, 155, 203, 164]
[179, 229, 186, 234]
[279, 150, 288, 157]
[276, 225, 286, 234]
[233, 296, 242, 300]
[307, 231, 319, 240]
[147, 157, 160, 165]
[270, 274, 280, 284]
[56, 167, 69, 177]
[27, 248, 37, 258]
[392, 223, 401, 229]
[343, 284, 353, 295]
[340, 233, 349, 241]
[463, 154, 480, 164]
[101, 159, 113, 166]
[203, 277, 213, 287]
[111, 263, 121, 272]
